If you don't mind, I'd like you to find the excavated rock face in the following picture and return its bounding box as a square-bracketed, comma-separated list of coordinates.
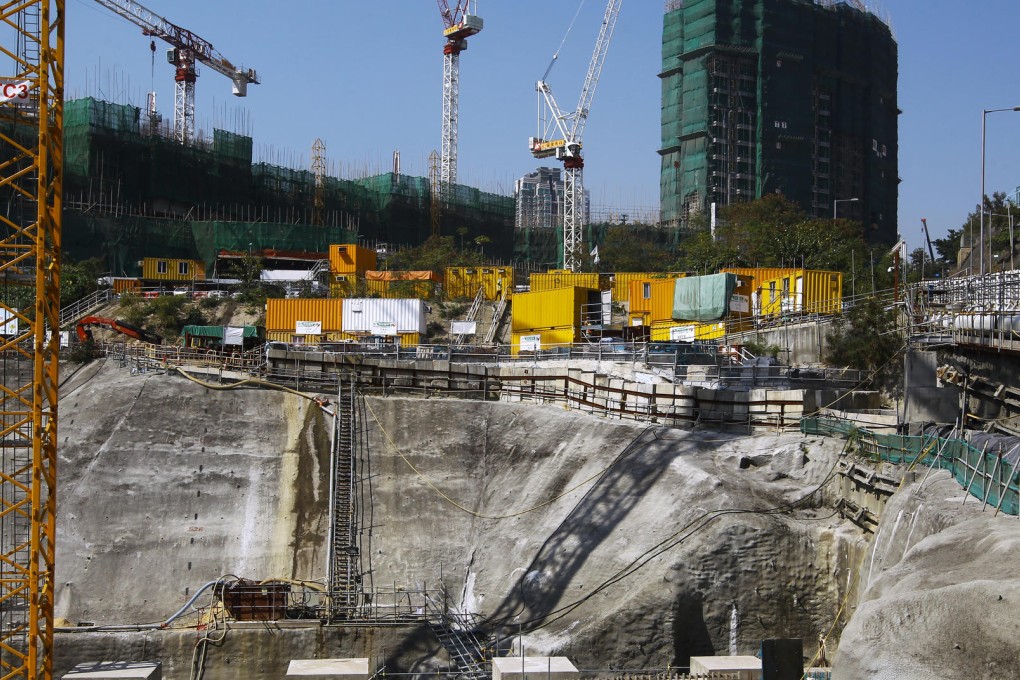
[55, 360, 867, 677]
[833, 472, 1020, 680]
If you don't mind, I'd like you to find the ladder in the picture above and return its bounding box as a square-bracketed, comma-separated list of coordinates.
[483, 286, 510, 345]
[426, 584, 492, 680]
[328, 377, 360, 618]
[451, 286, 486, 347]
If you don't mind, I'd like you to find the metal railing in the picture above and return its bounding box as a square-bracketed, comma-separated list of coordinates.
[58, 288, 115, 329]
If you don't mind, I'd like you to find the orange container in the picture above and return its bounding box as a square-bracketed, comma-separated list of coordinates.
[329, 243, 377, 275]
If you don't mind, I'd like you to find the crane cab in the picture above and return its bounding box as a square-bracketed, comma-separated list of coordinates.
[443, 14, 483, 41]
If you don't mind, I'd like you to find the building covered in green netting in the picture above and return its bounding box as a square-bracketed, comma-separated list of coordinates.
[60, 97, 516, 273]
[659, 0, 898, 244]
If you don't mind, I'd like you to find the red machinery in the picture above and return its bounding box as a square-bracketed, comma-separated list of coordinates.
[75, 316, 163, 345]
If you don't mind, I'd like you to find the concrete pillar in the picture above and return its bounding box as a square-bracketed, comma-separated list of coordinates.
[62, 661, 161, 679]
[492, 656, 578, 680]
[286, 658, 370, 678]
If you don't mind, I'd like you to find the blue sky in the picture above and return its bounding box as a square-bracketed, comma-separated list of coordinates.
[64, 0, 1020, 254]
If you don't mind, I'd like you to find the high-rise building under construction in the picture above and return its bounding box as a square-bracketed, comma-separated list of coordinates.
[659, 0, 898, 243]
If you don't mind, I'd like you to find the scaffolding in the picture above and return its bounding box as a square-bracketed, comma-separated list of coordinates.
[659, 0, 898, 242]
[61, 97, 515, 267]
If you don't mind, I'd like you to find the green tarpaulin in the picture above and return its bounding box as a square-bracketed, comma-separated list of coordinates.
[672, 273, 737, 321]
[182, 325, 261, 339]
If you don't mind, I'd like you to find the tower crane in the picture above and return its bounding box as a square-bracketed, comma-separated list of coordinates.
[436, 0, 483, 189]
[92, 0, 260, 144]
[529, 0, 621, 271]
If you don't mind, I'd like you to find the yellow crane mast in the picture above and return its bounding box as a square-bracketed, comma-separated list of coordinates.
[0, 1, 64, 678]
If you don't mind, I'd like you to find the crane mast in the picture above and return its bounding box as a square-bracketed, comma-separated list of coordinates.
[436, 0, 482, 190]
[530, 0, 621, 271]
[0, 2, 63, 678]
[92, 0, 259, 144]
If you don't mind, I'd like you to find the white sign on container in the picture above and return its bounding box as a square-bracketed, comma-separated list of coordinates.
[371, 320, 398, 336]
[342, 298, 426, 334]
[669, 325, 696, 342]
[520, 334, 541, 352]
[450, 320, 476, 335]
[223, 326, 244, 346]
[729, 293, 750, 313]
[295, 320, 322, 335]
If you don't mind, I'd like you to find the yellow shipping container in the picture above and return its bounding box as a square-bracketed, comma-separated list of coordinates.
[266, 298, 344, 333]
[629, 278, 681, 324]
[650, 320, 727, 342]
[329, 243, 377, 275]
[609, 272, 685, 303]
[529, 270, 606, 293]
[142, 257, 206, 282]
[444, 266, 513, 300]
[760, 270, 842, 317]
[330, 273, 365, 298]
[512, 286, 596, 332]
[364, 279, 438, 299]
[112, 277, 141, 294]
[267, 330, 350, 343]
[511, 327, 577, 355]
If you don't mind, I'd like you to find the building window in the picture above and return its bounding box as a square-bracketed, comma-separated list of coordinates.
[178, 261, 190, 276]
[643, 283, 651, 299]
[157, 260, 167, 275]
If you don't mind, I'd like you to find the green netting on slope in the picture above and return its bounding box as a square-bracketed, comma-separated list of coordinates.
[801, 418, 1020, 516]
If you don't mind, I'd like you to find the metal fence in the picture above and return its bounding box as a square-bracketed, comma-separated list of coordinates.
[802, 417, 1020, 516]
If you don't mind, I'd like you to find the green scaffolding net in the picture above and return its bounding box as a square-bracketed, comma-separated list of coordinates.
[801, 418, 1020, 516]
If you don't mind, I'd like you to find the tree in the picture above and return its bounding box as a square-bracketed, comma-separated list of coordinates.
[932, 228, 963, 265]
[825, 296, 903, 391]
[385, 235, 483, 271]
[596, 226, 671, 272]
[61, 257, 104, 305]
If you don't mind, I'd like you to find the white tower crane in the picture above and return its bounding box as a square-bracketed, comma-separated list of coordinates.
[93, 0, 260, 144]
[529, 0, 621, 271]
[436, 0, 483, 189]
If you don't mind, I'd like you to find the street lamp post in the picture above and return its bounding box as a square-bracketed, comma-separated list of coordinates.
[833, 197, 859, 219]
[980, 106, 1020, 276]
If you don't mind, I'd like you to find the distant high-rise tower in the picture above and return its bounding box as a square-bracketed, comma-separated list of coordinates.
[659, 0, 898, 243]
[514, 166, 590, 231]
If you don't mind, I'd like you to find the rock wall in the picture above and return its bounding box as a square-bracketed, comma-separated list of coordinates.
[832, 471, 1020, 680]
[55, 360, 866, 678]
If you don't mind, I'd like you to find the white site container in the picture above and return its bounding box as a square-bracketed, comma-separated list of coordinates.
[341, 298, 426, 335]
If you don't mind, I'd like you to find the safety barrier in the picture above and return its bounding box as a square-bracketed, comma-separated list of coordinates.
[801, 418, 1019, 515]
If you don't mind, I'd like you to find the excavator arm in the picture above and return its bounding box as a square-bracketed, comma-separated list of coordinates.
[76, 316, 163, 345]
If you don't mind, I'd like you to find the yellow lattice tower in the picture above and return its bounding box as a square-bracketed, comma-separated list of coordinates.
[0, 1, 63, 678]
[312, 138, 325, 227]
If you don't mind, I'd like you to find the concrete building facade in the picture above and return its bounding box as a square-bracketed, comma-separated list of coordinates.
[658, 0, 898, 243]
[514, 166, 590, 231]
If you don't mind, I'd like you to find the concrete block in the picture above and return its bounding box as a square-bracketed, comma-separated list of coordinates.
[689, 655, 762, 680]
[492, 656, 578, 680]
[286, 658, 370, 678]
[63, 661, 161, 679]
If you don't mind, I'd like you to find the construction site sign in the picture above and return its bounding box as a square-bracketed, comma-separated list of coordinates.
[295, 320, 322, 336]
[0, 80, 31, 104]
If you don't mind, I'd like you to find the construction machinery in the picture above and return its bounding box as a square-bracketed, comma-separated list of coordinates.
[0, 2, 63, 677]
[529, 0, 622, 271]
[436, 0, 483, 189]
[75, 316, 164, 345]
[92, 0, 259, 144]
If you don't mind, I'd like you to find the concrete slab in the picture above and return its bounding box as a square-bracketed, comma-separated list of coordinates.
[492, 656, 578, 680]
[286, 658, 370, 678]
[689, 656, 762, 680]
[62, 661, 161, 679]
